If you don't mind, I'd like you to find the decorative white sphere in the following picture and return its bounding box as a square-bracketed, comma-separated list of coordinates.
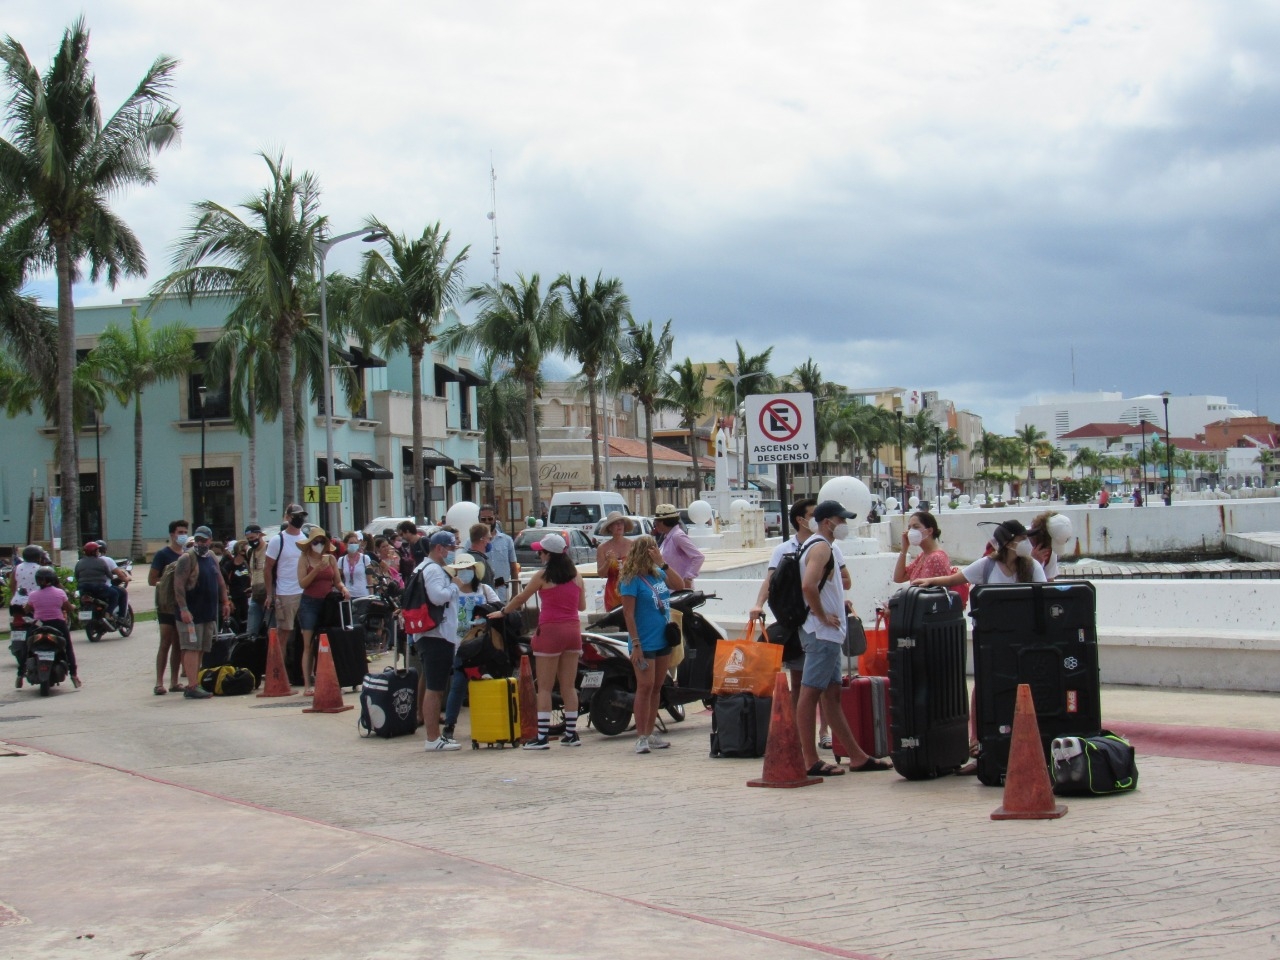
[884, 496, 899, 512]
[730, 498, 752, 522]
[959, 495, 971, 506]
[445, 501, 480, 532]
[908, 495, 920, 509]
[817, 476, 873, 522]
[687, 499, 714, 525]
[1046, 513, 1074, 546]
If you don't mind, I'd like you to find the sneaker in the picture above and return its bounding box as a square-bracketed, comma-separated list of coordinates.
[560, 733, 582, 747]
[522, 736, 551, 750]
[183, 686, 212, 700]
[14, 675, 22, 689]
[819, 735, 833, 750]
[424, 736, 461, 752]
[647, 732, 671, 749]
[635, 736, 650, 754]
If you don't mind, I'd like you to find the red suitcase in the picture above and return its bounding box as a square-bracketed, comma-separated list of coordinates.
[832, 675, 890, 760]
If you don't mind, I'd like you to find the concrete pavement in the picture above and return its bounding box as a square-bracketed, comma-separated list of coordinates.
[2, 619, 1279, 959]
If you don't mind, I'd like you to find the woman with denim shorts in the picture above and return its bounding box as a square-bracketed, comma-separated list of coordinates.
[296, 527, 348, 696]
[618, 535, 687, 755]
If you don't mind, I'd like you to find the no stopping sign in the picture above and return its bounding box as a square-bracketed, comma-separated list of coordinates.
[745, 393, 816, 464]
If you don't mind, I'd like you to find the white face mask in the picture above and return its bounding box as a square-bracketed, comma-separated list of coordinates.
[456, 569, 476, 584]
[175, 534, 189, 547]
[1014, 539, 1033, 559]
[832, 522, 850, 541]
[312, 543, 326, 555]
[907, 528, 924, 547]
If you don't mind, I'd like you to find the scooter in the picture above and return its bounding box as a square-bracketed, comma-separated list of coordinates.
[580, 590, 729, 736]
[77, 589, 135, 643]
[17, 620, 70, 696]
[351, 572, 400, 653]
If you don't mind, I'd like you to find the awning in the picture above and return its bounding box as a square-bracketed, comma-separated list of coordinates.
[317, 457, 361, 481]
[334, 346, 387, 369]
[457, 367, 489, 387]
[402, 445, 455, 471]
[351, 457, 394, 480]
[461, 464, 493, 482]
[434, 363, 465, 385]
[444, 465, 464, 481]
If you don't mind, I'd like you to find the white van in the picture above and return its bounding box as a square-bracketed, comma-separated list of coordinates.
[547, 491, 632, 535]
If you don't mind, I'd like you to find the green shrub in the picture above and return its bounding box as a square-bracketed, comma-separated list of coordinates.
[1060, 477, 1102, 505]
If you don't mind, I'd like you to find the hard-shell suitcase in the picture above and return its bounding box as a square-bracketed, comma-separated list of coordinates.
[469, 677, 520, 748]
[832, 675, 890, 760]
[326, 626, 370, 690]
[229, 633, 267, 688]
[709, 693, 772, 758]
[970, 581, 1102, 787]
[359, 666, 420, 738]
[887, 585, 970, 779]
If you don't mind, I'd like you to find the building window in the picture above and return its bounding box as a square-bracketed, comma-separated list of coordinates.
[188, 343, 231, 419]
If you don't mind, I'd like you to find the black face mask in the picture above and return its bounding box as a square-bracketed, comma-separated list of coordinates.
[289, 515, 306, 528]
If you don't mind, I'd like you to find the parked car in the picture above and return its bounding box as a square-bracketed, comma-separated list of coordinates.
[513, 527, 596, 568]
[361, 517, 434, 538]
[760, 499, 783, 537]
[590, 516, 655, 541]
[547, 491, 632, 534]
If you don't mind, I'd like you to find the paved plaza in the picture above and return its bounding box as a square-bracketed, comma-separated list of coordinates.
[2, 614, 1279, 960]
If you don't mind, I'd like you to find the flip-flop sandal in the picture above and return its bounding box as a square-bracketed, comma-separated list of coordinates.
[807, 762, 845, 777]
[153, 685, 167, 696]
[850, 758, 893, 773]
[171, 683, 185, 693]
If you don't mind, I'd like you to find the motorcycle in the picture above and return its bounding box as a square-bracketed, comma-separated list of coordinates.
[579, 590, 729, 737]
[351, 570, 401, 653]
[16, 620, 70, 696]
[77, 589, 135, 643]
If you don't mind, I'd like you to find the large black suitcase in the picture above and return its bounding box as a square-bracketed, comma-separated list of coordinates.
[970, 581, 1102, 787]
[887, 586, 970, 780]
[709, 693, 772, 758]
[228, 633, 267, 688]
[359, 665, 420, 738]
[285, 625, 369, 690]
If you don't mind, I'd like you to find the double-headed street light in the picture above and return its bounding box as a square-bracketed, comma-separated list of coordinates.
[711, 370, 769, 488]
[317, 227, 388, 534]
[197, 385, 207, 526]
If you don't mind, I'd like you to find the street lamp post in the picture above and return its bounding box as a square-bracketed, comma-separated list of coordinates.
[711, 370, 769, 488]
[94, 407, 103, 541]
[896, 409, 905, 513]
[1161, 392, 1172, 505]
[317, 227, 388, 534]
[935, 425, 942, 507]
[1140, 420, 1148, 506]
[197, 385, 207, 526]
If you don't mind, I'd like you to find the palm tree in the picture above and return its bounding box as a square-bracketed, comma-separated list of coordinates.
[1016, 424, 1047, 497]
[827, 396, 866, 475]
[713, 342, 776, 483]
[617, 318, 674, 514]
[1071, 447, 1101, 479]
[861, 406, 895, 489]
[0, 18, 181, 551]
[357, 221, 469, 523]
[904, 411, 935, 496]
[786, 359, 839, 490]
[1043, 447, 1068, 497]
[206, 316, 277, 526]
[154, 152, 324, 506]
[447, 273, 564, 520]
[94, 309, 195, 559]
[475, 353, 528, 509]
[663, 358, 710, 498]
[925, 428, 967, 500]
[559, 273, 629, 491]
[976, 430, 1002, 498]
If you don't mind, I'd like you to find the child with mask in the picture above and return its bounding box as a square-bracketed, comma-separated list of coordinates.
[440, 554, 502, 740]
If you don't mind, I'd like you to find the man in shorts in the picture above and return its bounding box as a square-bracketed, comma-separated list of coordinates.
[797, 500, 891, 777]
[413, 530, 462, 752]
[173, 526, 232, 700]
[150, 519, 188, 695]
[264, 504, 307, 652]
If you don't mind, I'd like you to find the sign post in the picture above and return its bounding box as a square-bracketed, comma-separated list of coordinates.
[746, 393, 817, 542]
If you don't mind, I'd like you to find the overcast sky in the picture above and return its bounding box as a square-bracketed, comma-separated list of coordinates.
[7, 1, 1280, 433]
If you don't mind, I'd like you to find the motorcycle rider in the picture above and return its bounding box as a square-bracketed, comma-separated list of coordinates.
[7, 544, 43, 623]
[21, 566, 79, 688]
[74, 542, 124, 623]
[95, 541, 132, 618]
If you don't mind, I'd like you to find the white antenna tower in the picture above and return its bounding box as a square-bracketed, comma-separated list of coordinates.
[486, 156, 501, 287]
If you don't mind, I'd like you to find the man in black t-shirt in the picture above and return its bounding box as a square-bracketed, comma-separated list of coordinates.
[150, 519, 189, 695]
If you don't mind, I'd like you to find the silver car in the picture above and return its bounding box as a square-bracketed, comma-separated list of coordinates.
[590, 516, 655, 541]
[513, 527, 595, 568]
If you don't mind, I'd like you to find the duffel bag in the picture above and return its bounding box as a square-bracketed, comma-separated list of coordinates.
[1051, 730, 1138, 795]
[198, 664, 257, 696]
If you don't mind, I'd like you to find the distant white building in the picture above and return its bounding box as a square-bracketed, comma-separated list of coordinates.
[1016, 392, 1251, 446]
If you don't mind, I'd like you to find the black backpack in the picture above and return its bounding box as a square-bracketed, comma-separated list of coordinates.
[767, 538, 834, 632]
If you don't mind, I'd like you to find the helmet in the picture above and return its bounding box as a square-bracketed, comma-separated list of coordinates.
[96, 540, 107, 553]
[84, 541, 100, 555]
[22, 544, 42, 563]
[34, 566, 58, 588]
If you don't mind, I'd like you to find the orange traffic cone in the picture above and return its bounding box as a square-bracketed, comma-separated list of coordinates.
[303, 634, 354, 714]
[748, 672, 823, 789]
[517, 655, 537, 743]
[257, 628, 294, 698]
[991, 683, 1067, 820]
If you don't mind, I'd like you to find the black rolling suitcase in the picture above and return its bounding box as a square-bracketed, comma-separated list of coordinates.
[228, 633, 267, 689]
[887, 586, 970, 780]
[709, 693, 772, 758]
[970, 581, 1102, 787]
[326, 625, 369, 690]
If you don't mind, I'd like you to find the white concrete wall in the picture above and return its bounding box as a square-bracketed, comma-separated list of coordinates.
[877, 498, 1280, 562]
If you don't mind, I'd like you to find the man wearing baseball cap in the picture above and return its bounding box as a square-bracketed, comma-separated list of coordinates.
[797, 500, 891, 776]
[411, 530, 463, 751]
[173, 526, 232, 699]
[264, 504, 307, 648]
[242, 523, 269, 638]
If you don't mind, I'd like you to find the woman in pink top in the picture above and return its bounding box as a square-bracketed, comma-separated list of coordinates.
[493, 532, 585, 749]
[892, 511, 955, 584]
[22, 567, 80, 688]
